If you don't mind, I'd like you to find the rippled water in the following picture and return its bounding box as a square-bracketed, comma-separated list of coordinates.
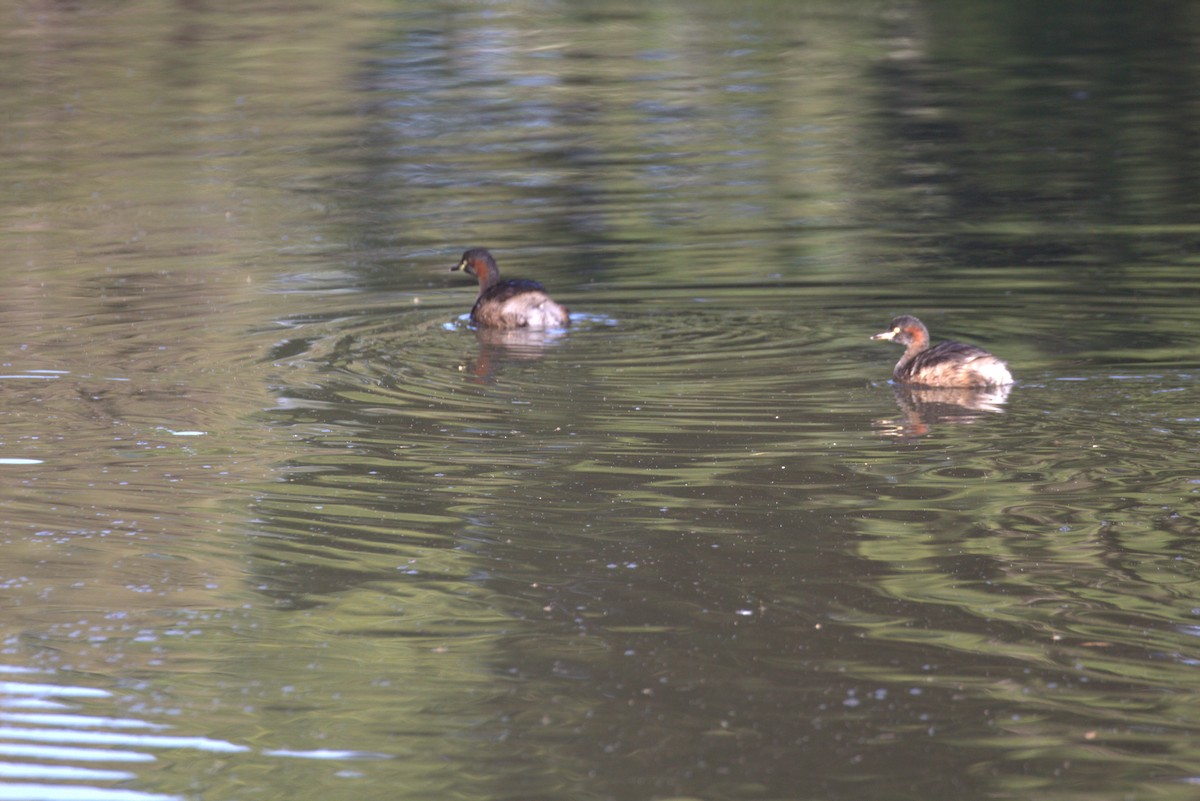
[2, 1, 1200, 800]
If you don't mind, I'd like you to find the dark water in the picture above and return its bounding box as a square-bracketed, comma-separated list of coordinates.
[2, 1, 1200, 800]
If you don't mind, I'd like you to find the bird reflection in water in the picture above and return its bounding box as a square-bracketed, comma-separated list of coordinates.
[462, 325, 569, 384]
[874, 383, 1012, 439]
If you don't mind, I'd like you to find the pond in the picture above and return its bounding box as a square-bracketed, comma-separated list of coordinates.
[2, 1, 1200, 800]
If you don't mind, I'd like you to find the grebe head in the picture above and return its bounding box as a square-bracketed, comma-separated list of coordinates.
[871, 315, 929, 349]
[452, 248, 500, 288]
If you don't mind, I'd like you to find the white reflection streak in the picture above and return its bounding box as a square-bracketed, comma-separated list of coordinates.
[0, 744, 153, 763]
[0, 700, 70, 711]
[0, 762, 134, 780]
[0, 727, 248, 753]
[0, 683, 110, 699]
[0, 714, 168, 731]
[265, 748, 392, 760]
[0, 785, 180, 801]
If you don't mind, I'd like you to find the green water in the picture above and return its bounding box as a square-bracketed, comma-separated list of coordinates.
[1, 1, 1200, 800]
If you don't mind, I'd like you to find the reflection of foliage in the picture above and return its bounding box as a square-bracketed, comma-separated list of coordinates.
[857, 393, 1200, 686]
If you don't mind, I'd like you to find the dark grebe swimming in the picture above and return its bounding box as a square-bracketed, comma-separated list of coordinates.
[871, 315, 1012, 388]
[451, 248, 569, 330]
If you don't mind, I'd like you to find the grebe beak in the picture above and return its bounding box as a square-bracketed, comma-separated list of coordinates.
[451, 259, 467, 273]
[871, 328, 899, 341]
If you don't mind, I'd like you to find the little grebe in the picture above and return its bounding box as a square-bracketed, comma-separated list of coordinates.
[451, 248, 569, 330]
[871, 315, 1012, 388]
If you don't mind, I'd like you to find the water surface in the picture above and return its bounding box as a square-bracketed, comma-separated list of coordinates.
[2, 1, 1200, 800]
